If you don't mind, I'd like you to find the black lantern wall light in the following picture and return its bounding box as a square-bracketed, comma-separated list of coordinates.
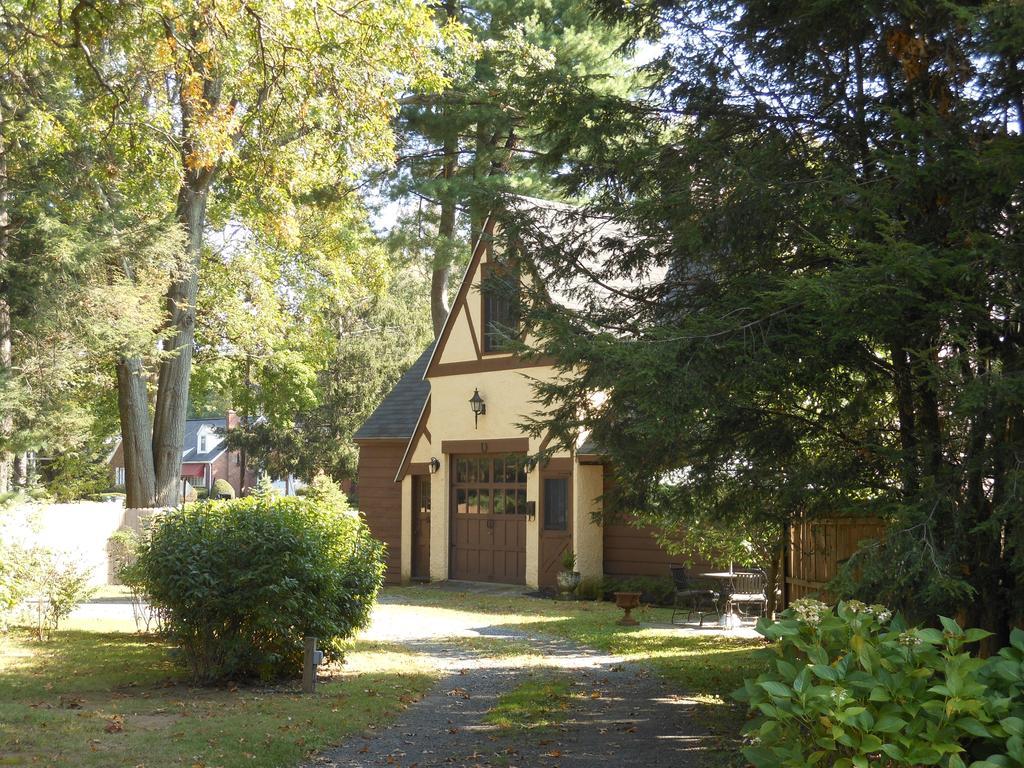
[469, 388, 486, 428]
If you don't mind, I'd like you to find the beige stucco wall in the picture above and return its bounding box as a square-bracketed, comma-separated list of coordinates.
[573, 463, 604, 582]
[419, 368, 571, 589]
[413, 232, 577, 588]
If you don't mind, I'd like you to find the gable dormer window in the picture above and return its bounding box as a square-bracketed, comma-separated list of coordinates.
[482, 258, 520, 353]
[199, 434, 208, 453]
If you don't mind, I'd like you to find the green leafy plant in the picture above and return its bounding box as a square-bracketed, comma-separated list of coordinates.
[19, 548, 97, 640]
[135, 485, 385, 683]
[560, 548, 577, 572]
[574, 578, 603, 601]
[736, 599, 1024, 768]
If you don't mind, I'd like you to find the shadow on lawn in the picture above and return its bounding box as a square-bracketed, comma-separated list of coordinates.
[0, 629, 439, 768]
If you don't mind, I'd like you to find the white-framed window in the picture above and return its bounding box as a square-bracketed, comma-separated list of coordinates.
[115, 467, 125, 485]
[196, 425, 222, 456]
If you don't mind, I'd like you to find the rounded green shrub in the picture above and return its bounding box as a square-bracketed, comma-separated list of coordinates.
[135, 488, 385, 683]
[211, 478, 235, 499]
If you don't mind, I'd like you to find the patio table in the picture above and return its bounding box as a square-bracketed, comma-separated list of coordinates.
[696, 572, 747, 627]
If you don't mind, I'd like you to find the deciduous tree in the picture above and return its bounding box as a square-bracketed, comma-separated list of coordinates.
[47, 0, 450, 507]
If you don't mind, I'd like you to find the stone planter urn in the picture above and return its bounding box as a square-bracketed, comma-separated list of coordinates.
[557, 570, 582, 598]
[614, 591, 642, 626]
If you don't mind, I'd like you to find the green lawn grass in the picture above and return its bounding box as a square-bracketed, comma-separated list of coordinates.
[0, 616, 437, 768]
[1, 590, 766, 768]
[483, 673, 575, 732]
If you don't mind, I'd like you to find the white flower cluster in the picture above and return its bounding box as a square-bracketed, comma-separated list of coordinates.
[845, 600, 893, 623]
[897, 630, 922, 647]
[830, 686, 851, 705]
[790, 598, 831, 626]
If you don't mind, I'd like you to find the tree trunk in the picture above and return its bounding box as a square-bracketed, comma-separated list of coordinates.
[12, 452, 27, 487]
[117, 356, 158, 507]
[429, 0, 460, 339]
[151, 181, 207, 507]
[432, 133, 457, 338]
[0, 105, 12, 494]
[889, 341, 919, 496]
[764, 537, 785, 619]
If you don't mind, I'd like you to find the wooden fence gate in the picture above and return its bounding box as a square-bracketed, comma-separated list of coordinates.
[784, 517, 886, 606]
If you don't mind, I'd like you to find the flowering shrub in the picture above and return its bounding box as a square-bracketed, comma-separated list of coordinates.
[735, 599, 1024, 768]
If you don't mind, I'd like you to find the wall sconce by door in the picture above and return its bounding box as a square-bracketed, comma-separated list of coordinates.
[429, 457, 441, 474]
[469, 388, 486, 429]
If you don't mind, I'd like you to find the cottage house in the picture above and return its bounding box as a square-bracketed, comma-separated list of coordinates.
[354, 203, 704, 588]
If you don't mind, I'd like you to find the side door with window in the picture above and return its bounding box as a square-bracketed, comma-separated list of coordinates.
[538, 462, 573, 588]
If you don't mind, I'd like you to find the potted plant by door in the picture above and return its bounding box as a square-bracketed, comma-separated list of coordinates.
[556, 549, 581, 599]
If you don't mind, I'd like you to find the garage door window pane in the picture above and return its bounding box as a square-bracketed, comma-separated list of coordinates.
[478, 489, 491, 515]
[456, 488, 467, 514]
[479, 458, 490, 483]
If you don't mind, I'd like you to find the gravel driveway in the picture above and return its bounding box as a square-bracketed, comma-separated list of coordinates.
[306, 591, 711, 768]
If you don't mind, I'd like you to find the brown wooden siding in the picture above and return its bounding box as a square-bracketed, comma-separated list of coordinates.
[602, 518, 715, 577]
[356, 440, 406, 584]
[600, 469, 714, 579]
[784, 517, 885, 605]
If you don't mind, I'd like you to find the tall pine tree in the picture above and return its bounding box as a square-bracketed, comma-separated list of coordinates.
[384, 0, 634, 335]
[519, 0, 1024, 638]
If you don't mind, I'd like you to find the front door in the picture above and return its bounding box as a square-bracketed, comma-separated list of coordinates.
[450, 454, 528, 583]
[411, 475, 431, 581]
[539, 464, 573, 588]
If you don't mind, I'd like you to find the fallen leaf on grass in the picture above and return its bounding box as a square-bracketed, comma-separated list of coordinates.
[446, 688, 470, 699]
[60, 696, 85, 709]
[104, 716, 124, 734]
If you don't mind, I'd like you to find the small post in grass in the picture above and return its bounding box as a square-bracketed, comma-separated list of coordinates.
[303, 636, 318, 693]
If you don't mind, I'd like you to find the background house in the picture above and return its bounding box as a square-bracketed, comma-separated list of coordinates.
[109, 411, 258, 497]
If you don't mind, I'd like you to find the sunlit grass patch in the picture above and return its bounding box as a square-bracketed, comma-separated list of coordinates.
[484, 674, 574, 732]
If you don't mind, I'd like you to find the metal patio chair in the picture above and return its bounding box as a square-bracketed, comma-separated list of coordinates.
[727, 570, 768, 618]
[669, 565, 722, 627]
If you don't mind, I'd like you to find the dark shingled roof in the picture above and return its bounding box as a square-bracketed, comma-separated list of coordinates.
[353, 342, 434, 441]
[183, 417, 228, 462]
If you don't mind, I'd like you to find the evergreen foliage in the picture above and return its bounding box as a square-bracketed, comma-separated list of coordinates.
[516, 0, 1024, 637]
[383, 0, 634, 333]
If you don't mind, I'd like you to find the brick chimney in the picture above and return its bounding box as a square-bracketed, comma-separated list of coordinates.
[226, 409, 240, 431]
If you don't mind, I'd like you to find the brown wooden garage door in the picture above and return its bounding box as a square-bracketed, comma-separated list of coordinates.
[450, 454, 528, 583]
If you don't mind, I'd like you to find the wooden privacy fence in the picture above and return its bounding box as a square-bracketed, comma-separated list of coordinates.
[784, 516, 886, 606]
